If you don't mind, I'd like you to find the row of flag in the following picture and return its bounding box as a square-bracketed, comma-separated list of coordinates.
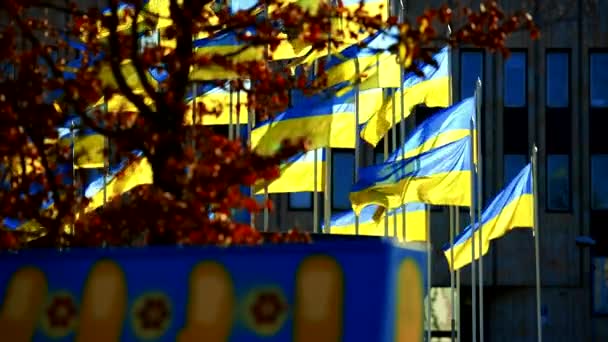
[3, 0, 539, 273]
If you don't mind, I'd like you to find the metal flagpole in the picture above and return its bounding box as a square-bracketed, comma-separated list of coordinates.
[391, 91, 398, 237]
[531, 145, 542, 342]
[398, 0, 407, 244]
[425, 205, 432, 342]
[475, 78, 484, 342]
[313, 149, 320, 233]
[445, 28, 457, 341]
[229, 83, 234, 140]
[70, 120, 76, 235]
[469, 109, 478, 342]
[455, 208, 461, 342]
[384, 113, 389, 236]
[103, 99, 109, 206]
[323, 2, 334, 235]
[354, 60, 361, 235]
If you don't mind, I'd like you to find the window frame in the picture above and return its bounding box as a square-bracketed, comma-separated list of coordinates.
[459, 49, 486, 102]
[545, 154, 572, 212]
[287, 192, 313, 211]
[545, 49, 571, 108]
[331, 148, 355, 212]
[589, 48, 608, 109]
[503, 49, 529, 109]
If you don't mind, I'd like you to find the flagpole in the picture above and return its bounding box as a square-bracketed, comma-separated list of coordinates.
[475, 78, 485, 342]
[70, 120, 76, 236]
[391, 91, 398, 237]
[313, 149, 319, 233]
[469, 113, 478, 342]
[398, 0, 407, 244]
[425, 205, 432, 342]
[384, 120, 389, 236]
[243, 87, 255, 228]
[455, 208, 461, 342]
[324, 3, 333, 235]
[103, 98, 109, 207]
[531, 145, 542, 342]
[354, 60, 361, 235]
[229, 83, 234, 140]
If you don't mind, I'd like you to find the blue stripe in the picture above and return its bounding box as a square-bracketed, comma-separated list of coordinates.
[443, 163, 533, 250]
[388, 97, 475, 161]
[352, 136, 472, 192]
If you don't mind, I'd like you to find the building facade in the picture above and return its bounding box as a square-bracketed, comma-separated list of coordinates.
[262, 0, 608, 341]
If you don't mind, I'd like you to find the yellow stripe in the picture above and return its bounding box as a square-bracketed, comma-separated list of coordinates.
[85, 157, 153, 212]
[252, 113, 356, 156]
[360, 76, 451, 146]
[350, 170, 472, 215]
[254, 161, 324, 194]
[444, 194, 534, 270]
[331, 209, 427, 242]
[184, 90, 249, 126]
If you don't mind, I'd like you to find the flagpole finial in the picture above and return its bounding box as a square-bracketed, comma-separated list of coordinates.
[447, 25, 452, 35]
[476, 77, 482, 87]
[533, 145, 538, 153]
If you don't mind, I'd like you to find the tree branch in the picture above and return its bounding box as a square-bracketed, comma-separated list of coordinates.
[129, 3, 159, 110]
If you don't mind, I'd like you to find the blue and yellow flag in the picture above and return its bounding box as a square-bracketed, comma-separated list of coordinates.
[184, 82, 249, 125]
[251, 90, 357, 156]
[387, 97, 476, 162]
[57, 128, 106, 169]
[325, 202, 428, 242]
[254, 148, 325, 194]
[84, 151, 153, 212]
[350, 135, 473, 215]
[443, 163, 534, 270]
[321, 27, 400, 91]
[190, 27, 265, 81]
[360, 47, 451, 146]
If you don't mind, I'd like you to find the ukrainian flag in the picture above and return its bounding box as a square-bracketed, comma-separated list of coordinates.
[183, 81, 249, 125]
[251, 90, 357, 156]
[190, 27, 265, 81]
[360, 47, 451, 146]
[321, 29, 401, 91]
[96, 60, 165, 93]
[443, 163, 534, 270]
[350, 135, 473, 215]
[325, 202, 428, 242]
[254, 148, 325, 194]
[387, 97, 476, 162]
[84, 151, 153, 212]
[57, 127, 106, 169]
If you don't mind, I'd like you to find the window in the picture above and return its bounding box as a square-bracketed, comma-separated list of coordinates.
[504, 51, 527, 107]
[504, 154, 527, 185]
[460, 50, 484, 100]
[591, 155, 608, 210]
[332, 150, 355, 211]
[545, 50, 571, 211]
[546, 51, 570, 108]
[591, 52, 608, 108]
[288, 192, 312, 210]
[547, 155, 571, 211]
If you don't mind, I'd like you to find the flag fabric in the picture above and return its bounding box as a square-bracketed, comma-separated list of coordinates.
[96, 60, 164, 93]
[84, 151, 153, 212]
[190, 27, 265, 81]
[254, 148, 325, 194]
[443, 163, 534, 270]
[57, 128, 106, 169]
[184, 82, 249, 125]
[360, 47, 451, 146]
[251, 90, 357, 156]
[322, 28, 401, 92]
[325, 202, 428, 242]
[387, 96, 476, 162]
[350, 135, 473, 216]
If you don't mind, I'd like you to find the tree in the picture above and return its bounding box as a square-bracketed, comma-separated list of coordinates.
[0, 0, 538, 249]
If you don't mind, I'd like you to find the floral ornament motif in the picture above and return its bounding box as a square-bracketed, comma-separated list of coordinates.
[41, 291, 78, 338]
[243, 286, 289, 336]
[131, 292, 172, 339]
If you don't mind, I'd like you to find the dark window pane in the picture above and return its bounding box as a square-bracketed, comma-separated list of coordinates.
[289, 193, 312, 209]
[592, 155, 608, 210]
[547, 154, 571, 211]
[460, 51, 484, 99]
[591, 53, 608, 108]
[332, 151, 355, 211]
[504, 52, 527, 107]
[504, 154, 527, 186]
[546, 52, 570, 108]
